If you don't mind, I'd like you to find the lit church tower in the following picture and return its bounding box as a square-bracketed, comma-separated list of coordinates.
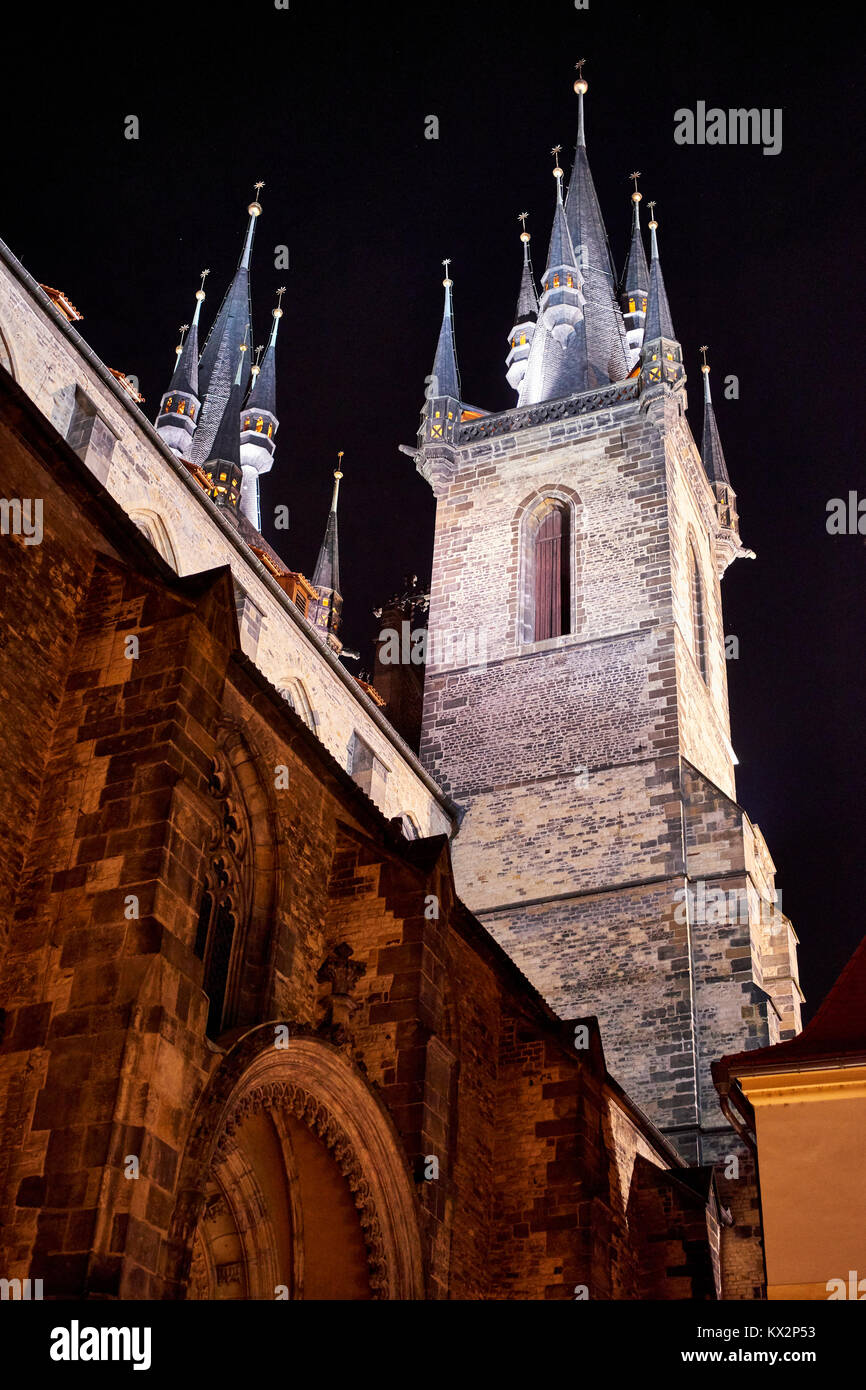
[408, 65, 802, 1298]
[619, 174, 649, 367]
[518, 148, 588, 404]
[563, 62, 629, 384]
[505, 215, 538, 394]
[201, 350, 245, 524]
[192, 184, 263, 466]
[239, 287, 284, 528]
[310, 455, 345, 650]
[154, 269, 208, 455]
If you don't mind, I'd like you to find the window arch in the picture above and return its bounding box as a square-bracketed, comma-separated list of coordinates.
[278, 677, 315, 730]
[195, 751, 254, 1037]
[688, 538, 709, 683]
[129, 509, 179, 571]
[516, 491, 580, 645]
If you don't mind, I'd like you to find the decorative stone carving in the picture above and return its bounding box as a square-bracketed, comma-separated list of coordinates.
[215, 1076, 389, 1297]
[316, 942, 366, 1041]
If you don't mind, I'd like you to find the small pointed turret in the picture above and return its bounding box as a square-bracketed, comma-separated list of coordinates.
[418, 262, 463, 448]
[430, 261, 460, 400]
[640, 204, 685, 396]
[239, 287, 284, 530]
[700, 347, 731, 487]
[698, 347, 751, 574]
[506, 213, 539, 394]
[311, 454, 345, 650]
[620, 175, 650, 367]
[192, 183, 263, 465]
[564, 65, 629, 385]
[155, 269, 208, 456]
[518, 148, 588, 405]
[202, 348, 246, 525]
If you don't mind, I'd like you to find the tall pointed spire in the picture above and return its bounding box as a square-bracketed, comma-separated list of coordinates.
[699, 347, 731, 487]
[417, 263, 464, 452]
[697, 347, 748, 574]
[643, 203, 676, 343]
[311, 454, 345, 649]
[239, 288, 284, 530]
[640, 203, 685, 397]
[155, 269, 209, 456]
[506, 213, 539, 394]
[192, 183, 263, 465]
[518, 147, 588, 405]
[620, 175, 650, 366]
[430, 261, 460, 400]
[202, 347, 246, 523]
[564, 64, 629, 385]
[171, 268, 208, 397]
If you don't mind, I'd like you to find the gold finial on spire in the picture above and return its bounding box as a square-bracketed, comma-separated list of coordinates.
[175, 323, 189, 358]
[629, 171, 643, 203]
[196, 268, 210, 302]
[646, 199, 658, 230]
[274, 285, 286, 319]
[442, 256, 453, 288]
[335, 449, 345, 481]
[251, 344, 264, 378]
[518, 210, 530, 244]
[574, 57, 588, 95]
[551, 143, 564, 180]
[699, 344, 710, 375]
[249, 181, 264, 217]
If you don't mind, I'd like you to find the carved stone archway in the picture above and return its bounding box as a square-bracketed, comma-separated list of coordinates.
[165, 1027, 425, 1300]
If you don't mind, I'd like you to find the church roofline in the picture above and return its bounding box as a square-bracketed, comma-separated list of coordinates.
[0, 233, 459, 830]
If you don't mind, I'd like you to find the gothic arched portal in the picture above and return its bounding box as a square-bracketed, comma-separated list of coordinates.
[167, 1029, 425, 1301]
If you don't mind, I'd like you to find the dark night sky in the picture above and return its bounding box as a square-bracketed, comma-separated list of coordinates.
[2, 1, 863, 1018]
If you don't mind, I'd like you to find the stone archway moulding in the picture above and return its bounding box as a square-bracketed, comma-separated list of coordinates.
[165, 1026, 426, 1301]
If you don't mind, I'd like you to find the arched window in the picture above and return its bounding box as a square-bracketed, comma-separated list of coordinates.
[517, 492, 579, 646]
[129, 510, 179, 571]
[533, 501, 571, 641]
[194, 752, 254, 1038]
[194, 885, 238, 1037]
[278, 677, 315, 730]
[689, 540, 709, 683]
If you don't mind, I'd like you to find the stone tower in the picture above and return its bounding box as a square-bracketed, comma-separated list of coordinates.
[407, 74, 802, 1209]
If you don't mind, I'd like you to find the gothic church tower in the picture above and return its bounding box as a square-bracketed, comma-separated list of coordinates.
[408, 73, 802, 1192]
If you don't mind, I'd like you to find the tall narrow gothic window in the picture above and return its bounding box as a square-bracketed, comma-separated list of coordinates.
[195, 753, 253, 1038]
[534, 503, 571, 641]
[689, 542, 709, 683]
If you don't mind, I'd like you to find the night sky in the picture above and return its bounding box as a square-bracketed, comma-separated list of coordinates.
[3, 1, 862, 1018]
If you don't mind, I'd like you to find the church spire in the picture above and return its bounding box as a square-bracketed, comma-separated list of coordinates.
[202, 346, 246, 524]
[699, 346, 731, 487]
[311, 454, 345, 649]
[619, 175, 650, 367]
[643, 203, 676, 343]
[239, 288, 284, 530]
[517, 148, 588, 405]
[564, 64, 629, 385]
[418, 263, 463, 450]
[640, 204, 684, 395]
[155, 269, 208, 457]
[506, 214, 539, 394]
[698, 347, 749, 574]
[192, 183, 263, 465]
[430, 261, 460, 400]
